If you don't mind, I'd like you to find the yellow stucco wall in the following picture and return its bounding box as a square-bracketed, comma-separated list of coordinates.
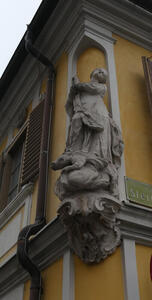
[23, 258, 63, 300]
[114, 35, 152, 299]
[0, 137, 7, 155]
[47, 52, 68, 221]
[136, 244, 152, 300]
[24, 281, 30, 300]
[77, 47, 106, 81]
[114, 34, 152, 184]
[77, 47, 108, 108]
[75, 248, 124, 300]
[3, 37, 152, 300]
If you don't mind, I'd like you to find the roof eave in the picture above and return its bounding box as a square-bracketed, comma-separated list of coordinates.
[0, 0, 59, 101]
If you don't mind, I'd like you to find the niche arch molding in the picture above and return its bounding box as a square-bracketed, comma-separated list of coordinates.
[65, 20, 126, 201]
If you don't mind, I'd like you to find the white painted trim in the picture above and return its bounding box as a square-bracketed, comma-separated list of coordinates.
[0, 184, 33, 267]
[22, 194, 32, 227]
[122, 239, 140, 300]
[62, 249, 75, 300]
[119, 203, 152, 245]
[1, 284, 24, 300]
[0, 183, 33, 228]
[84, 0, 152, 50]
[124, 200, 152, 213]
[0, 212, 22, 257]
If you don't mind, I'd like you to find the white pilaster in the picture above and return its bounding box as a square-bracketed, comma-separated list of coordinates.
[122, 239, 140, 300]
[62, 249, 75, 300]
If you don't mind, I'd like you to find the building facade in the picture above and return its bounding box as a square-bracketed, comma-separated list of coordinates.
[0, 0, 152, 299]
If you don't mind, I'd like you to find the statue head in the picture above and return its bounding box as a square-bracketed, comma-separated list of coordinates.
[90, 68, 107, 84]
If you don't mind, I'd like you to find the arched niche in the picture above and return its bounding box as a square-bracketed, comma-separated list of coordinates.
[67, 33, 116, 117]
[77, 47, 109, 109]
[66, 30, 126, 202]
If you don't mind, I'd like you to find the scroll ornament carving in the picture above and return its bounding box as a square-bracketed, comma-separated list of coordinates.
[51, 68, 124, 263]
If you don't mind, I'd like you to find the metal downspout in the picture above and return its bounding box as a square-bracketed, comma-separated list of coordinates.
[17, 28, 55, 300]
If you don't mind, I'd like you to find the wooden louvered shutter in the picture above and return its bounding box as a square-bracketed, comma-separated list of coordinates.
[142, 56, 152, 114]
[0, 154, 12, 212]
[21, 100, 44, 186]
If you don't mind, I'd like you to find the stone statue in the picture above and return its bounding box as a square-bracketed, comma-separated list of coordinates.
[51, 68, 124, 263]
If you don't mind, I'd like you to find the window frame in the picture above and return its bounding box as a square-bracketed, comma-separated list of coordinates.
[0, 121, 27, 212]
[0, 99, 44, 213]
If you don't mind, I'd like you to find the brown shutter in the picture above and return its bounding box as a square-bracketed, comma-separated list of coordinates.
[20, 100, 44, 186]
[0, 153, 4, 188]
[0, 154, 12, 212]
[142, 56, 152, 114]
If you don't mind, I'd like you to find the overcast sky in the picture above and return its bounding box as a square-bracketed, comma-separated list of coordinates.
[0, 0, 42, 77]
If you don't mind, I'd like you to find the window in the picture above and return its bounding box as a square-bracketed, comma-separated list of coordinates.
[8, 142, 24, 203]
[0, 100, 44, 212]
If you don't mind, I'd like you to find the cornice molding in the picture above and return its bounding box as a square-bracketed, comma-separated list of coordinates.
[118, 202, 152, 245]
[0, 202, 152, 295]
[83, 0, 152, 49]
[0, 217, 68, 297]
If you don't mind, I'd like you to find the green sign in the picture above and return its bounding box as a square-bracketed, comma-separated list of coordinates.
[125, 177, 152, 208]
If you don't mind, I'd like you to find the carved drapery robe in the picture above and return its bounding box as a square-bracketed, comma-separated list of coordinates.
[66, 81, 123, 170]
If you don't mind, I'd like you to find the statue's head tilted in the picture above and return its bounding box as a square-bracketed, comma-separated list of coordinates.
[90, 68, 107, 84]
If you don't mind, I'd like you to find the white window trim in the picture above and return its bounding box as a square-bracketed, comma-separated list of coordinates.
[122, 239, 140, 300]
[1, 284, 24, 300]
[0, 183, 33, 267]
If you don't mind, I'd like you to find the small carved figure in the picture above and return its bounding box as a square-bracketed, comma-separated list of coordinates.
[51, 68, 124, 263]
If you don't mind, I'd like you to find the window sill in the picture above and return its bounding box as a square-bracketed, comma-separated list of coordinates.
[0, 182, 33, 229]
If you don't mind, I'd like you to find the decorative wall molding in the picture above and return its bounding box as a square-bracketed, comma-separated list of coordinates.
[84, 0, 152, 49]
[119, 202, 152, 245]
